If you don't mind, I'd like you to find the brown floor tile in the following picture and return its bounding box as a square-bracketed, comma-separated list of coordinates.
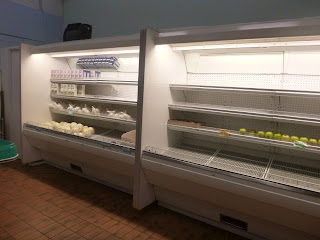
[106, 235, 121, 240]
[70, 220, 90, 232]
[63, 233, 83, 240]
[92, 231, 112, 240]
[122, 229, 142, 240]
[114, 225, 134, 238]
[11, 227, 39, 239]
[77, 223, 96, 236]
[64, 215, 84, 228]
[82, 226, 105, 239]
[50, 229, 74, 240]
[100, 219, 118, 231]
[134, 233, 150, 240]
[20, 231, 45, 240]
[106, 222, 126, 234]
[45, 225, 68, 238]
[0, 161, 246, 240]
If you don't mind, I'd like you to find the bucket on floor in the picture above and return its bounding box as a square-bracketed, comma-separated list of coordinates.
[0, 139, 18, 163]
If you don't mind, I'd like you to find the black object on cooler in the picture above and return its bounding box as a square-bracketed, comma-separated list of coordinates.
[63, 23, 92, 41]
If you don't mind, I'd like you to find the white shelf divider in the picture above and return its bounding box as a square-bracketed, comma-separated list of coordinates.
[51, 94, 137, 106]
[169, 102, 320, 127]
[50, 109, 136, 126]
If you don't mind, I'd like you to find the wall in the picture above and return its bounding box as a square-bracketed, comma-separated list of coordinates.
[64, 0, 320, 38]
[0, 0, 63, 48]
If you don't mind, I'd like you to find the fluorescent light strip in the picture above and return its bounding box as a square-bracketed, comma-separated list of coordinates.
[50, 49, 139, 58]
[172, 41, 320, 51]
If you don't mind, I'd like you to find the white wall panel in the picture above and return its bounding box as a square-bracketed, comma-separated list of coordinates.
[193, 53, 283, 74]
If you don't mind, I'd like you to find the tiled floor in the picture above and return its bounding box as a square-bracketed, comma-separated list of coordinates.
[0, 160, 247, 240]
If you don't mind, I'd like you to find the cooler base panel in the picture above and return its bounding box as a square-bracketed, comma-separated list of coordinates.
[156, 187, 318, 240]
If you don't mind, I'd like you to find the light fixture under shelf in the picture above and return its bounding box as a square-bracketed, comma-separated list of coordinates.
[170, 84, 320, 98]
[169, 102, 320, 127]
[51, 94, 137, 106]
[171, 40, 320, 51]
[51, 79, 138, 86]
[49, 48, 139, 58]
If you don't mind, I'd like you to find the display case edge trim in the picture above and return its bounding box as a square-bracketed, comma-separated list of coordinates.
[157, 17, 320, 45]
[31, 34, 140, 54]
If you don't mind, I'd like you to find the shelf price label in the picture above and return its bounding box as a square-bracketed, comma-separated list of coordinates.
[101, 142, 111, 148]
[219, 129, 230, 137]
[122, 147, 131, 154]
[68, 110, 74, 115]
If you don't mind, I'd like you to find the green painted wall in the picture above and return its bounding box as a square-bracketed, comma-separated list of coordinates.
[64, 0, 320, 38]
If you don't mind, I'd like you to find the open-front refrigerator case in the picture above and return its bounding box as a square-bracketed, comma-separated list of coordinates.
[136, 21, 320, 240]
[21, 36, 139, 193]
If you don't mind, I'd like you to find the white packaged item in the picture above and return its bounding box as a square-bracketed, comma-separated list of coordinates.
[80, 69, 84, 79]
[52, 122, 61, 131]
[66, 84, 70, 95]
[50, 83, 59, 94]
[67, 104, 75, 111]
[118, 111, 132, 120]
[67, 70, 71, 79]
[80, 105, 90, 115]
[106, 110, 116, 118]
[76, 58, 83, 69]
[77, 124, 83, 131]
[91, 106, 100, 115]
[71, 70, 75, 79]
[95, 71, 101, 79]
[77, 85, 85, 96]
[62, 70, 67, 79]
[74, 106, 81, 113]
[57, 70, 62, 79]
[82, 126, 89, 132]
[49, 101, 58, 109]
[90, 70, 95, 78]
[75, 70, 79, 79]
[56, 103, 64, 111]
[88, 58, 96, 69]
[83, 70, 90, 79]
[70, 84, 77, 96]
[60, 84, 64, 95]
[88, 127, 95, 135]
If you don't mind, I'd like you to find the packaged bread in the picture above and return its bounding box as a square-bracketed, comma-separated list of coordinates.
[121, 130, 136, 144]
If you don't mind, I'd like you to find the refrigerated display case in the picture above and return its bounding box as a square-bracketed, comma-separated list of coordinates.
[21, 35, 139, 193]
[135, 19, 320, 239]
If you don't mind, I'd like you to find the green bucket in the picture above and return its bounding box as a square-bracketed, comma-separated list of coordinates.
[0, 139, 18, 162]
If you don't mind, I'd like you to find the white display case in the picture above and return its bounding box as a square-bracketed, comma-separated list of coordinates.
[135, 19, 320, 240]
[21, 35, 139, 193]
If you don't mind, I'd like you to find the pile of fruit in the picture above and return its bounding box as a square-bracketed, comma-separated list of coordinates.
[42, 121, 95, 137]
[239, 128, 319, 146]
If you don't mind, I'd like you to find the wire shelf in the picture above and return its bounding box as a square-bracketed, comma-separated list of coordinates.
[50, 109, 136, 126]
[266, 160, 320, 193]
[145, 146, 215, 166]
[208, 150, 269, 178]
